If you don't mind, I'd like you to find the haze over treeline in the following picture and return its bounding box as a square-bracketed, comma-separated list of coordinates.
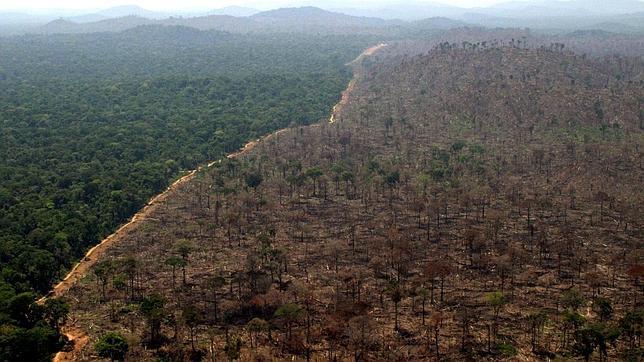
[1, 0, 644, 34]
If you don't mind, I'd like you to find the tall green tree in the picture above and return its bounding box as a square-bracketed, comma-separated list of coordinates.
[140, 294, 166, 346]
[95, 332, 129, 362]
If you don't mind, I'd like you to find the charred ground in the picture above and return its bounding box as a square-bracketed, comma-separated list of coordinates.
[62, 42, 642, 361]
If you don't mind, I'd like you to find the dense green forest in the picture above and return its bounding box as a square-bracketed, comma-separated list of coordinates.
[0, 25, 373, 360]
[0, 26, 375, 81]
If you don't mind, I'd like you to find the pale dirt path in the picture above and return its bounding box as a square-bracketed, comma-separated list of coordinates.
[47, 43, 387, 361]
[45, 128, 289, 362]
[329, 43, 387, 124]
[53, 326, 89, 362]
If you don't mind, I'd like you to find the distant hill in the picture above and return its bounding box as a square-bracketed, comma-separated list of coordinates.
[64, 13, 110, 23]
[609, 11, 644, 28]
[38, 15, 155, 34]
[583, 21, 642, 34]
[208, 6, 258, 17]
[160, 7, 400, 34]
[332, 3, 466, 21]
[38, 18, 78, 33]
[32, 7, 409, 35]
[462, 0, 644, 28]
[96, 5, 169, 19]
[333, 0, 644, 21]
[8, 3, 644, 36]
[486, 0, 644, 16]
[459, 10, 644, 33]
[250, 6, 396, 28]
[159, 15, 260, 33]
[410, 17, 469, 30]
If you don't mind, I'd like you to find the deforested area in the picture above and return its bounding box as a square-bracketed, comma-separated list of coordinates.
[0, 20, 379, 360]
[59, 39, 642, 361]
[2, 2, 644, 361]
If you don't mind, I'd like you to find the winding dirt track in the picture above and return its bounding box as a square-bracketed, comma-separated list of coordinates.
[47, 43, 386, 361]
[329, 43, 386, 124]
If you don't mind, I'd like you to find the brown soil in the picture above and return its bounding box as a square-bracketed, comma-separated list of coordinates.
[44, 130, 280, 361]
[45, 43, 387, 362]
[53, 44, 642, 361]
[329, 43, 386, 124]
[53, 326, 89, 362]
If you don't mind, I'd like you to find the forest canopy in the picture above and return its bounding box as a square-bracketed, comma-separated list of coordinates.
[0, 25, 373, 360]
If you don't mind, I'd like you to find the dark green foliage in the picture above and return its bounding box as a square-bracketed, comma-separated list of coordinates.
[469, 143, 485, 154]
[274, 303, 303, 338]
[175, 240, 193, 261]
[94, 260, 115, 300]
[385, 171, 400, 187]
[182, 305, 202, 351]
[0, 25, 369, 358]
[0, 293, 68, 361]
[496, 342, 517, 357]
[95, 332, 129, 362]
[573, 327, 596, 361]
[450, 140, 467, 153]
[563, 310, 587, 330]
[593, 100, 605, 122]
[0, 325, 65, 362]
[0, 72, 349, 294]
[304, 167, 323, 195]
[182, 305, 201, 327]
[561, 289, 585, 311]
[224, 334, 242, 361]
[0, 28, 374, 82]
[527, 311, 548, 351]
[573, 323, 620, 361]
[619, 310, 643, 350]
[164, 256, 186, 289]
[42, 298, 70, 329]
[594, 297, 614, 321]
[486, 291, 507, 323]
[140, 294, 166, 346]
[304, 167, 323, 179]
[245, 172, 264, 189]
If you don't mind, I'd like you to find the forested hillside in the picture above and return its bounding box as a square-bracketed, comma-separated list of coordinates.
[0, 27, 375, 81]
[0, 25, 374, 360]
[60, 42, 642, 360]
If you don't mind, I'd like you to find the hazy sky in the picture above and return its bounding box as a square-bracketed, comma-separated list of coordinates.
[0, 0, 519, 12]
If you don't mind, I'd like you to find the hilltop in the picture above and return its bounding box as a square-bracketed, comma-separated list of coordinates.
[33, 7, 406, 35]
[15, 5, 644, 37]
[4, 1, 644, 36]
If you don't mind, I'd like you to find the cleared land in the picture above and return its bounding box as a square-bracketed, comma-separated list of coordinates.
[59, 42, 642, 361]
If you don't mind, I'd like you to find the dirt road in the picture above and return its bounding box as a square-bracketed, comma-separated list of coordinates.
[329, 43, 386, 124]
[45, 127, 291, 362]
[46, 42, 386, 361]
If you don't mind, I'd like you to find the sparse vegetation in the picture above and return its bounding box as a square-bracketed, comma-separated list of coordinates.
[53, 37, 642, 361]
